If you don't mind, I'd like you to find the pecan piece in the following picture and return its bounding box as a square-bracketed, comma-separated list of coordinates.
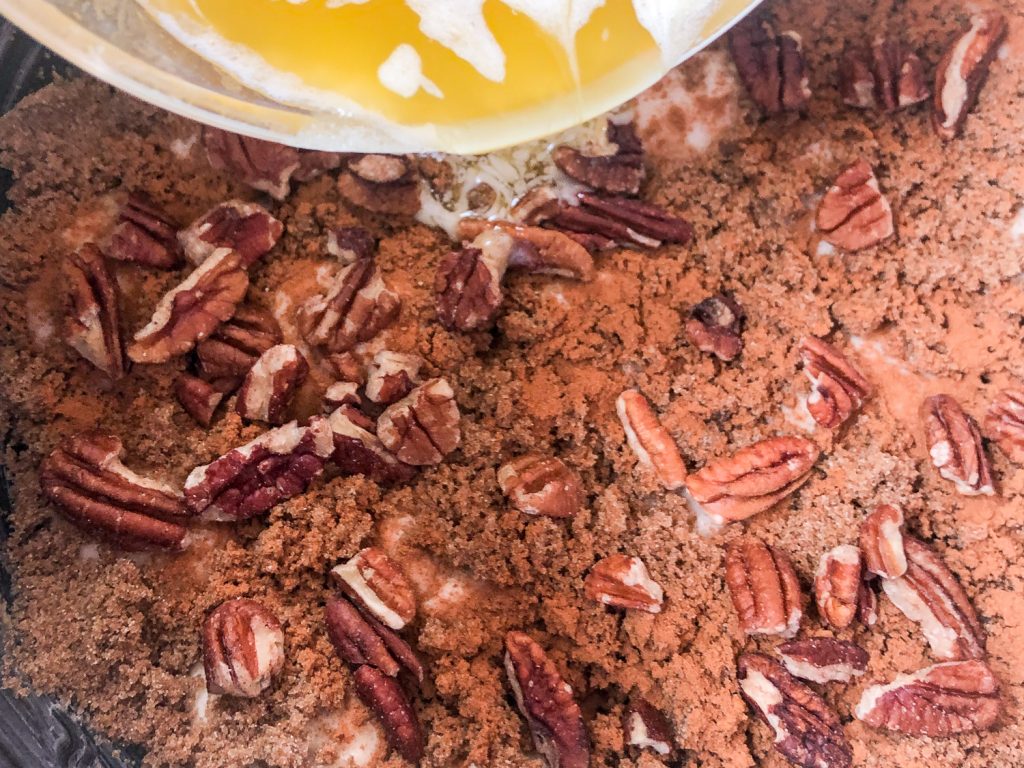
[858, 578, 879, 627]
[129, 248, 249, 364]
[686, 294, 746, 362]
[504, 631, 590, 768]
[196, 302, 283, 389]
[183, 417, 334, 521]
[799, 336, 873, 428]
[922, 394, 995, 496]
[815, 159, 894, 252]
[353, 665, 424, 764]
[860, 503, 907, 579]
[179, 200, 283, 267]
[324, 595, 423, 681]
[584, 554, 664, 613]
[323, 381, 362, 412]
[840, 38, 929, 112]
[933, 12, 1007, 140]
[616, 389, 687, 490]
[326, 404, 416, 484]
[39, 432, 187, 550]
[498, 454, 583, 519]
[329, 350, 367, 384]
[365, 350, 422, 405]
[338, 154, 421, 216]
[327, 226, 376, 265]
[623, 698, 673, 755]
[202, 598, 284, 698]
[548, 192, 692, 250]
[728, 16, 811, 114]
[814, 545, 863, 630]
[299, 258, 400, 353]
[377, 378, 461, 467]
[235, 344, 309, 424]
[457, 219, 595, 281]
[552, 121, 645, 195]
[104, 191, 182, 269]
[985, 387, 1024, 465]
[778, 638, 869, 684]
[331, 547, 417, 630]
[737, 653, 851, 768]
[685, 436, 820, 535]
[856, 660, 1001, 736]
[725, 537, 803, 637]
[202, 127, 301, 200]
[880, 536, 986, 660]
[174, 373, 225, 427]
[63, 244, 127, 379]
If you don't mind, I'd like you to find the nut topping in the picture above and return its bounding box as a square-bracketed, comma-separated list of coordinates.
[728, 16, 811, 114]
[552, 121, 645, 196]
[63, 244, 127, 379]
[737, 653, 852, 768]
[860, 503, 907, 579]
[856, 660, 1001, 736]
[622, 698, 673, 755]
[547, 192, 692, 250]
[324, 595, 423, 681]
[174, 373, 225, 427]
[584, 554, 664, 613]
[235, 344, 309, 424]
[504, 631, 590, 768]
[377, 378, 461, 466]
[815, 159, 894, 252]
[686, 294, 746, 362]
[814, 545, 863, 630]
[725, 537, 804, 637]
[338, 154, 421, 216]
[799, 337, 873, 428]
[202, 127, 301, 200]
[327, 226, 376, 265]
[497, 454, 583, 519]
[778, 638, 869, 684]
[615, 389, 687, 490]
[456, 219, 595, 281]
[323, 381, 362, 412]
[858, 578, 879, 627]
[435, 230, 512, 332]
[202, 598, 284, 698]
[933, 12, 1007, 140]
[326, 405, 416, 484]
[331, 547, 417, 630]
[179, 200, 283, 267]
[353, 664, 424, 764]
[922, 394, 995, 496]
[196, 302, 283, 390]
[839, 38, 929, 112]
[985, 387, 1024, 465]
[104, 191, 182, 269]
[129, 248, 249, 364]
[685, 436, 820, 535]
[365, 350, 423, 405]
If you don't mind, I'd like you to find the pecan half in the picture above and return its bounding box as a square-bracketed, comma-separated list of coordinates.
[179, 200, 283, 267]
[860, 503, 907, 579]
[327, 226, 376, 265]
[104, 191, 182, 269]
[235, 344, 309, 424]
[815, 159, 894, 252]
[623, 698, 673, 755]
[839, 38, 929, 112]
[985, 387, 1024, 465]
[326, 405, 415, 484]
[504, 631, 590, 768]
[202, 127, 301, 200]
[552, 121, 645, 196]
[799, 337, 873, 428]
[299, 258, 400, 353]
[183, 417, 334, 521]
[686, 294, 746, 362]
[338, 154, 421, 216]
[880, 536, 986, 661]
[457, 219, 595, 281]
[814, 545, 863, 629]
[497, 454, 583, 519]
[685, 436, 820, 535]
[324, 595, 423, 681]
[63, 244, 127, 379]
[331, 547, 417, 630]
[329, 350, 367, 384]
[922, 394, 995, 496]
[737, 653, 851, 768]
[616, 389, 687, 490]
[584, 554, 664, 613]
[174, 373, 225, 427]
[377, 378, 461, 466]
[933, 12, 1007, 140]
[728, 16, 811, 114]
[39, 432, 187, 550]
[725, 537, 803, 637]
[547, 192, 692, 250]
[196, 302, 283, 389]
[778, 638, 869, 684]
[365, 350, 422, 405]
[353, 665, 424, 764]
[435, 243, 507, 333]
[202, 598, 284, 698]
[129, 248, 249, 364]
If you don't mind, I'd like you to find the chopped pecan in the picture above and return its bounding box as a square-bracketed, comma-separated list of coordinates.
[778, 638, 869, 684]
[323, 381, 362, 412]
[933, 12, 1007, 140]
[860, 503, 907, 579]
[39, 431, 187, 550]
[616, 389, 687, 490]
[466, 182, 498, 212]
[511, 185, 562, 226]
[985, 387, 1024, 465]
[839, 38, 929, 112]
[104, 191, 182, 269]
[799, 336, 873, 428]
[857, 660, 1001, 736]
[183, 417, 334, 521]
[814, 545, 863, 629]
[174, 373, 224, 427]
[728, 16, 811, 114]
[858, 578, 879, 627]
[202, 127, 301, 200]
[202, 598, 284, 698]
[497, 454, 583, 519]
[377, 378, 461, 466]
[456, 219, 595, 281]
[922, 394, 995, 496]
[338, 154, 421, 216]
[327, 226, 376, 265]
[685, 436, 820, 535]
[331, 547, 417, 630]
[552, 121, 645, 196]
[299, 258, 400, 353]
[622, 698, 673, 755]
[324, 595, 423, 681]
[737, 653, 851, 768]
[725, 537, 804, 637]
[548, 192, 692, 250]
[196, 302, 283, 389]
[686, 294, 745, 362]
[365, 350, 422, 405]
[329, 350, 367, 384]
[326, 405, 415, 484]
[584, 554, 664, 613]
[815, 159, 894, 252]
[129, 248, 249, 364]
[353, 665, 424, 764]
[504, 631, 590, 768]
[880, 536, 986, 660]
[235, 344, 309, 424]
[63, 244, 127, 379]
[294, 149, 343, 182]
[179, 200, 283, 267]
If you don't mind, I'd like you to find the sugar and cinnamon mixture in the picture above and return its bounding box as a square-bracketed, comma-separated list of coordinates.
[1, 0, 1023, 766]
